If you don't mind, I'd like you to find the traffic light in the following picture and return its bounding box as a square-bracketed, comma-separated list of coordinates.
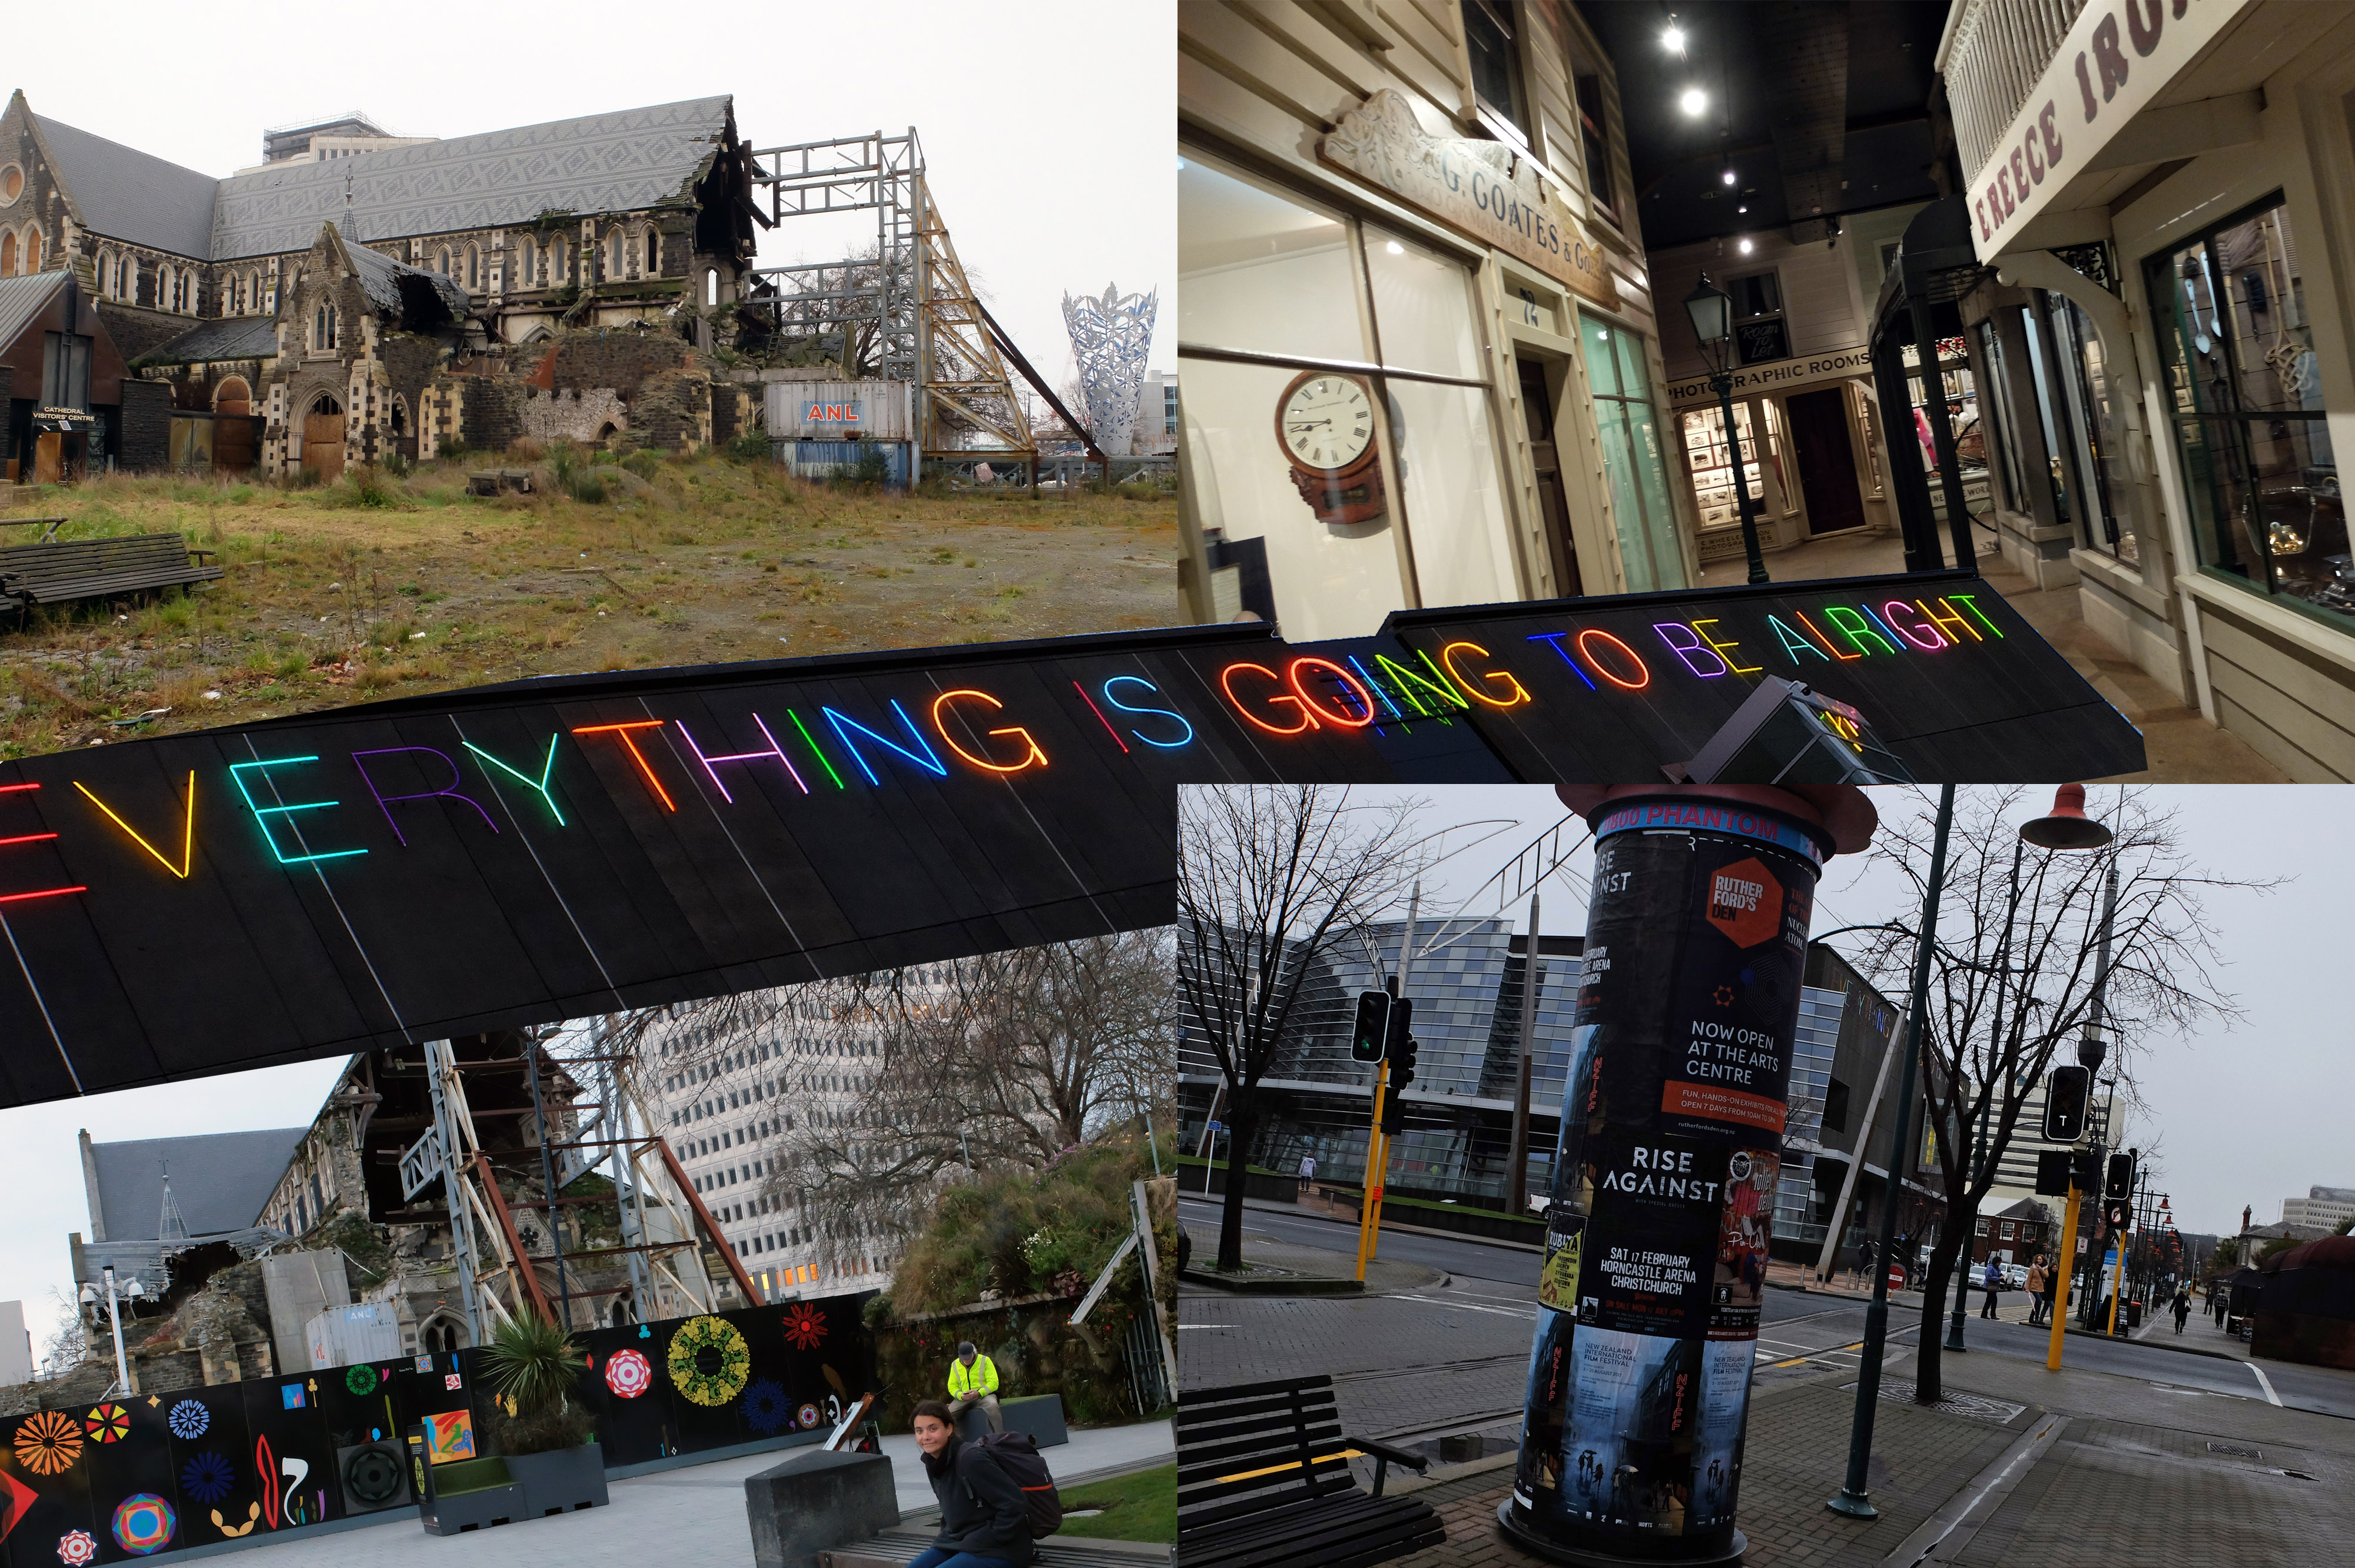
[1351, 991, 1391, 1063]
[2042, 1065, 2091, 1142]
[2034, 1150, 2074, 1197]
[2105, 1151, 2135, 1197]
[2102, 1197, 2130, 1233]
[1385, 999, 1417, 1088]
[2071, 1150, 2102, 1193]
[1380, 1079, 1408, 1136]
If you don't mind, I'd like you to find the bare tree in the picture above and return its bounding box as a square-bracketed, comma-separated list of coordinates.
[1840, 787, 2265, 1402]
[766, 931, 1176, 1274]
[1176, 786, 1432, 1273]
[39, 1285, 87, 1380]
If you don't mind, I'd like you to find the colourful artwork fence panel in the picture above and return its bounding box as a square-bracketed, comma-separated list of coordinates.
[0, 1295, 872, 1564]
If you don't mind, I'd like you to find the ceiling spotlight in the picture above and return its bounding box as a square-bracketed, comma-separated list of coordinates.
[1662, 24, 1687, 52]
[1722, 169, 1737, 186]
[1739, 237, 1754, 254]
[1737, 205, 1747, 213]
[1679, 88, 1708, 117]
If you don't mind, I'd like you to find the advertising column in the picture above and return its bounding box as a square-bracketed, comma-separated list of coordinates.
[1505, 790, 1827, 1565]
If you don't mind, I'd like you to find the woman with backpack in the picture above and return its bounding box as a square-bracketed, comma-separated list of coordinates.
[908, 1400, 1037, 1567]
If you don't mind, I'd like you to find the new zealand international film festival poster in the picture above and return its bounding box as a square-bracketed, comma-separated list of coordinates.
[1518, 814, 1814, 1547]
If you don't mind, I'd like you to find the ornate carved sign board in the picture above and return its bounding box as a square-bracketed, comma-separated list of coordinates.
[1320, 90, 1618, 308]
[0, 578, 2137, 1111]
[1965, 0, 2256, 262]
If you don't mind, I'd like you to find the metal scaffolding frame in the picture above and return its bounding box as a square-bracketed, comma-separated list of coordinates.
[744, 128, 1058, 475]
[403, 1035, 760, 1343]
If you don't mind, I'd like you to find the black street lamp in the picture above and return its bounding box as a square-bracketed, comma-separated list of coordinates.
[1684, 275, 1770, 584]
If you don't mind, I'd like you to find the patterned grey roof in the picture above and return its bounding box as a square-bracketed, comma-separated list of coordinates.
[210, 95, 732, 261]
[32, 115, 220, 260]
[89, 1128, 308, 1241]
[142, 313, 278, 366]
[0, 271, 68, 353]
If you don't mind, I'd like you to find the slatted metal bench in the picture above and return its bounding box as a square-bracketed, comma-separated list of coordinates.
[0, 533, 223, 625]
[1177, 1375, 1442, 1568]
[820, 1523, 1173, 1567]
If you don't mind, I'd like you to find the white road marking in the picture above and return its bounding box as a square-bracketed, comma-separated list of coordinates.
[1388, 1294, 1537, 1319]
[2248, 1363, 2283, 1406]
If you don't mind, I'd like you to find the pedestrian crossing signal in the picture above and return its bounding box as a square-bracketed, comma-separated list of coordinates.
[1351, 991, 1391, 1062]
[2041, 1065, 2090, 1142]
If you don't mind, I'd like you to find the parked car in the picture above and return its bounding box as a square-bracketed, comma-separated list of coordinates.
[1999, 1263, 2029, 1290]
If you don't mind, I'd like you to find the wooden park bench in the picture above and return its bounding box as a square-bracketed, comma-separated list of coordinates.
[0, 533, 223, 626]
[1176, 1375, 1442, 1568]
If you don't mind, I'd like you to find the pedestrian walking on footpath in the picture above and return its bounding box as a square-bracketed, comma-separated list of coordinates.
[1980, 1258, 2001, 1318]
[1297, 1152, 1316, 1193]
[2025, 1257, 2048, 1327]
[2174, 1287, 2193, 1333]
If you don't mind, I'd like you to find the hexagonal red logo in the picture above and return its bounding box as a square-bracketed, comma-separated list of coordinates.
[1704, 857, 1782, 948]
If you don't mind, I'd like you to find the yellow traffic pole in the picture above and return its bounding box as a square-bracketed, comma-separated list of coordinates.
[1355, 1059, 1389, 1281]
[2045, 1180, 2080, 1370]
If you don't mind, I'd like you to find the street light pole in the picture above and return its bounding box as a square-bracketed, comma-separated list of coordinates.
[1829, 784, 1956, 1521]
[1684, 275, 1770, 584]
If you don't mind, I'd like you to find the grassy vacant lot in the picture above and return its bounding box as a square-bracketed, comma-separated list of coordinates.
[1057, 1461, 1176, 1543]
[0, 450, 1178, 759]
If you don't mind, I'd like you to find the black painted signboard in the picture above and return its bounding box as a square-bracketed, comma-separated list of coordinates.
[0, 576, 2137, 1112]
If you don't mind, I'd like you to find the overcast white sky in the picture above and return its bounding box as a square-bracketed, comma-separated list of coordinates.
[9, 0, 1174, 395]
[1257, 785, 2349, 1246]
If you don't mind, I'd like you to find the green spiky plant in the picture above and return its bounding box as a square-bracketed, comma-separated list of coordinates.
[479, 1311, 595, 1455]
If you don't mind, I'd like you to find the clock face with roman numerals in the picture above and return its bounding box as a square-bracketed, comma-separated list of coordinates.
[1278, 374, 1375, 473]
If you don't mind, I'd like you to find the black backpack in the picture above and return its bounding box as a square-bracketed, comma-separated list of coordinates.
[968, 1431, 1063, 1539]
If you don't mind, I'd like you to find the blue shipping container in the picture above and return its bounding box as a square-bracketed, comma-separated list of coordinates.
[777, 438, 910, 488]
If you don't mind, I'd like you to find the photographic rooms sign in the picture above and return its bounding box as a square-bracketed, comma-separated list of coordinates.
[0, 576, 2137, 1111]
[1963, 0, 2256, 261]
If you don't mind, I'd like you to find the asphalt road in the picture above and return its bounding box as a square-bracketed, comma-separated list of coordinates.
[1180, 1197, 2355, 1423]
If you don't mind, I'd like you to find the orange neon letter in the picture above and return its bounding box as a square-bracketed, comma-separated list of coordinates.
[930, 690, 1049, 774]
[74, 772, 197, 878]
[570, 721, 677, 811]
[1439, 641, 1532, 708]
[1286, 658, 1376, 729]
[1220, 662, 1315, 736]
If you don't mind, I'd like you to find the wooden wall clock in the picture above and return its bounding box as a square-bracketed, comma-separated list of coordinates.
[1276, 370, 1387, 526]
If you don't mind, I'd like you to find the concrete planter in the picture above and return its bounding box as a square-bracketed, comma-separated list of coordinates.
[418, 1456, 523, 1537]
[507, 1443, 609, 1517]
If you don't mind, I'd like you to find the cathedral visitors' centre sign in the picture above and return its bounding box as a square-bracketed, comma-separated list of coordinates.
[1321, 89, 1617, 307]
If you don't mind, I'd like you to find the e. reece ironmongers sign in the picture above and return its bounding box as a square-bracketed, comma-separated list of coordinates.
[0, 576, 2136, 1110]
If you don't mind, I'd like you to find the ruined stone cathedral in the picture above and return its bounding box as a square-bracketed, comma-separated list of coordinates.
[0, 92, 762, 477]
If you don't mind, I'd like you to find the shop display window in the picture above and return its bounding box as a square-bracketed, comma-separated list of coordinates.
[1680, 401, 1762, 530]
[2044, 293, 2135, 563]
[2147, 193, 2344, 624]
[1581, 313, 1683, 593]
[1178, 152, 1517, 638]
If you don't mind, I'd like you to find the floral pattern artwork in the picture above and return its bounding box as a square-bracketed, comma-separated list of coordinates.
[15, 1410, 83, 1476]
[782, 1303, 828, 1351]
[345, 1364, 379, 1396]
[603, 1348, 653, 1399]
[84, 1405, 130, 1445]
[666, 1316, 751, 1408]
[179, 1452, 235, 1506]
[55, 1530, 98, 1566]
[797, 1403, 822, 1432]
[739, 1380, 791, 1435]
[165, 1401, 210, 1441]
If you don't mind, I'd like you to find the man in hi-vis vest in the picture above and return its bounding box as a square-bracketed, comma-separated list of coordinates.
[946, 1340, 1004, 1434]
